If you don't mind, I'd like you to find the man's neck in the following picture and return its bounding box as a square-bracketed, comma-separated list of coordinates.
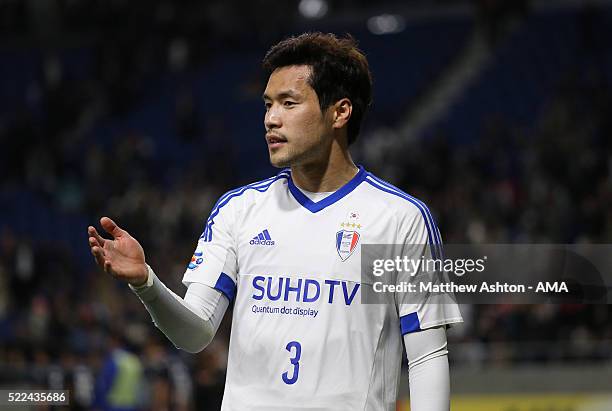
[290, 148, 358, 193]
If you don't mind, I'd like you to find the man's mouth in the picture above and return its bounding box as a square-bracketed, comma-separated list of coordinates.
[266, 133, 288, 148]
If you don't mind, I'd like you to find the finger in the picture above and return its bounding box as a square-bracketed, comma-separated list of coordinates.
[100, 217, 126, 239]
[89, 235, 102, 248]
[104, 260, 115, 276]
[90, 244, 104, 258]
[91, 246, 106, 268]
[88, 226, 106, 247]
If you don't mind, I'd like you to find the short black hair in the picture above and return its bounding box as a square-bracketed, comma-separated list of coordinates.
[262, 32, 373, 145]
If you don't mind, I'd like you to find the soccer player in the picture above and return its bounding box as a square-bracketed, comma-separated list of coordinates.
[88, 33, 463, 411]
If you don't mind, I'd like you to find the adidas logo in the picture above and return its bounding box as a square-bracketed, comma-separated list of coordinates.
[250, 229, 275, 246]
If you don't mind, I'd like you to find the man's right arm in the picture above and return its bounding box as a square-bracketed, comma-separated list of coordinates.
[130, 265, 229, 353]
[88, 190, 239, 353]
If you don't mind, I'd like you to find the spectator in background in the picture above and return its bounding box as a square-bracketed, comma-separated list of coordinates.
[93, 331, 144, 411]
[141, 336, 192, 411]
[192, 342, 226, 411]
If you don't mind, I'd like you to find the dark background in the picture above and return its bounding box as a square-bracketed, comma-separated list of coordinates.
[1, 0, 611, 409]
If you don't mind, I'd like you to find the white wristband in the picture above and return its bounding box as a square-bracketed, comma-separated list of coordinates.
[129, 264, 155, 291]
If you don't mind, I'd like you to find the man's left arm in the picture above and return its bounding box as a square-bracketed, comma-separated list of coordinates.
[395, 206, 462, 411]
[403, 326, 450, 411]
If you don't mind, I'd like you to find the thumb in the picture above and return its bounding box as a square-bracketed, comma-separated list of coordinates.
[100, 217, 126, 239]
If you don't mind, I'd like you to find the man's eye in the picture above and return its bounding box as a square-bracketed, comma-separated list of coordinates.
[283, 101, 296, 107]
[264, 103, 271, 110]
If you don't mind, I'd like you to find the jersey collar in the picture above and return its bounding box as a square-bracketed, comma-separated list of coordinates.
[287, 165, 367, 213]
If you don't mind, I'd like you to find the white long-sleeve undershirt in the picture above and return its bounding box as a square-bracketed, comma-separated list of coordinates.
[129, 265, 228, 353]
[130, 266, 450, 410]
[404, 326, 450, 411]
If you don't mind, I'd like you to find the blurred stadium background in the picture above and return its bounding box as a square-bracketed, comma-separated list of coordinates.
[1, 0, 611, 409]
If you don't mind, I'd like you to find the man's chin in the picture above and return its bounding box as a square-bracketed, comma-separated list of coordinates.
[270, 160, 291, 168]
[269, 154, 292, 168]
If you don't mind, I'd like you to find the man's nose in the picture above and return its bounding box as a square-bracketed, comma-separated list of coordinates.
[265, 107, 282, 129]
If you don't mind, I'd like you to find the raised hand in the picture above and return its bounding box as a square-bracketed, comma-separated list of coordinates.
[88, 217, 148, 286]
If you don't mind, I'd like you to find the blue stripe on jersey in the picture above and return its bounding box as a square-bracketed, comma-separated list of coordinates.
[202, 171, 289, 242]
[213, 173, 286, 213]
[365, 174, 443, 259]
[287, 165, 367, 213]
[434, 226, 446, 260]
[202, 178, 275, 241]
[214, 272, 237, 303]
[367, 174, 443, 250]
[207, 171, 289, 223]
[364, 176, 440, 259]
[400, 312, 422, 334]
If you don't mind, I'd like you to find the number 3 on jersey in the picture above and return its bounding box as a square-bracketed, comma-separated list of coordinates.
[282, 341, 301, 385]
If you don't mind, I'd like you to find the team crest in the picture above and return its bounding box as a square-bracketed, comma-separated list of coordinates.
[336, 230, 360, 261]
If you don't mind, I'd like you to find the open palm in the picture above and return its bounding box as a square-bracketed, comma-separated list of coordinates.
[88, 217, 148, 286]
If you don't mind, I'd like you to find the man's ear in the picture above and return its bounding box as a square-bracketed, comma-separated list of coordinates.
[331, 98, 352, 130]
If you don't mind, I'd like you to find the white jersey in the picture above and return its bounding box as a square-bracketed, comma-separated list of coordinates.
[182, 166, 462, 411]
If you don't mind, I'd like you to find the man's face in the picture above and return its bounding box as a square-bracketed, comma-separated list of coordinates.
[263, 65, 334, 168]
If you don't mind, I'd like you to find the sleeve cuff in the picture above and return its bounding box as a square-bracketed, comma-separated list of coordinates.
[129, 265, 157, 301]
